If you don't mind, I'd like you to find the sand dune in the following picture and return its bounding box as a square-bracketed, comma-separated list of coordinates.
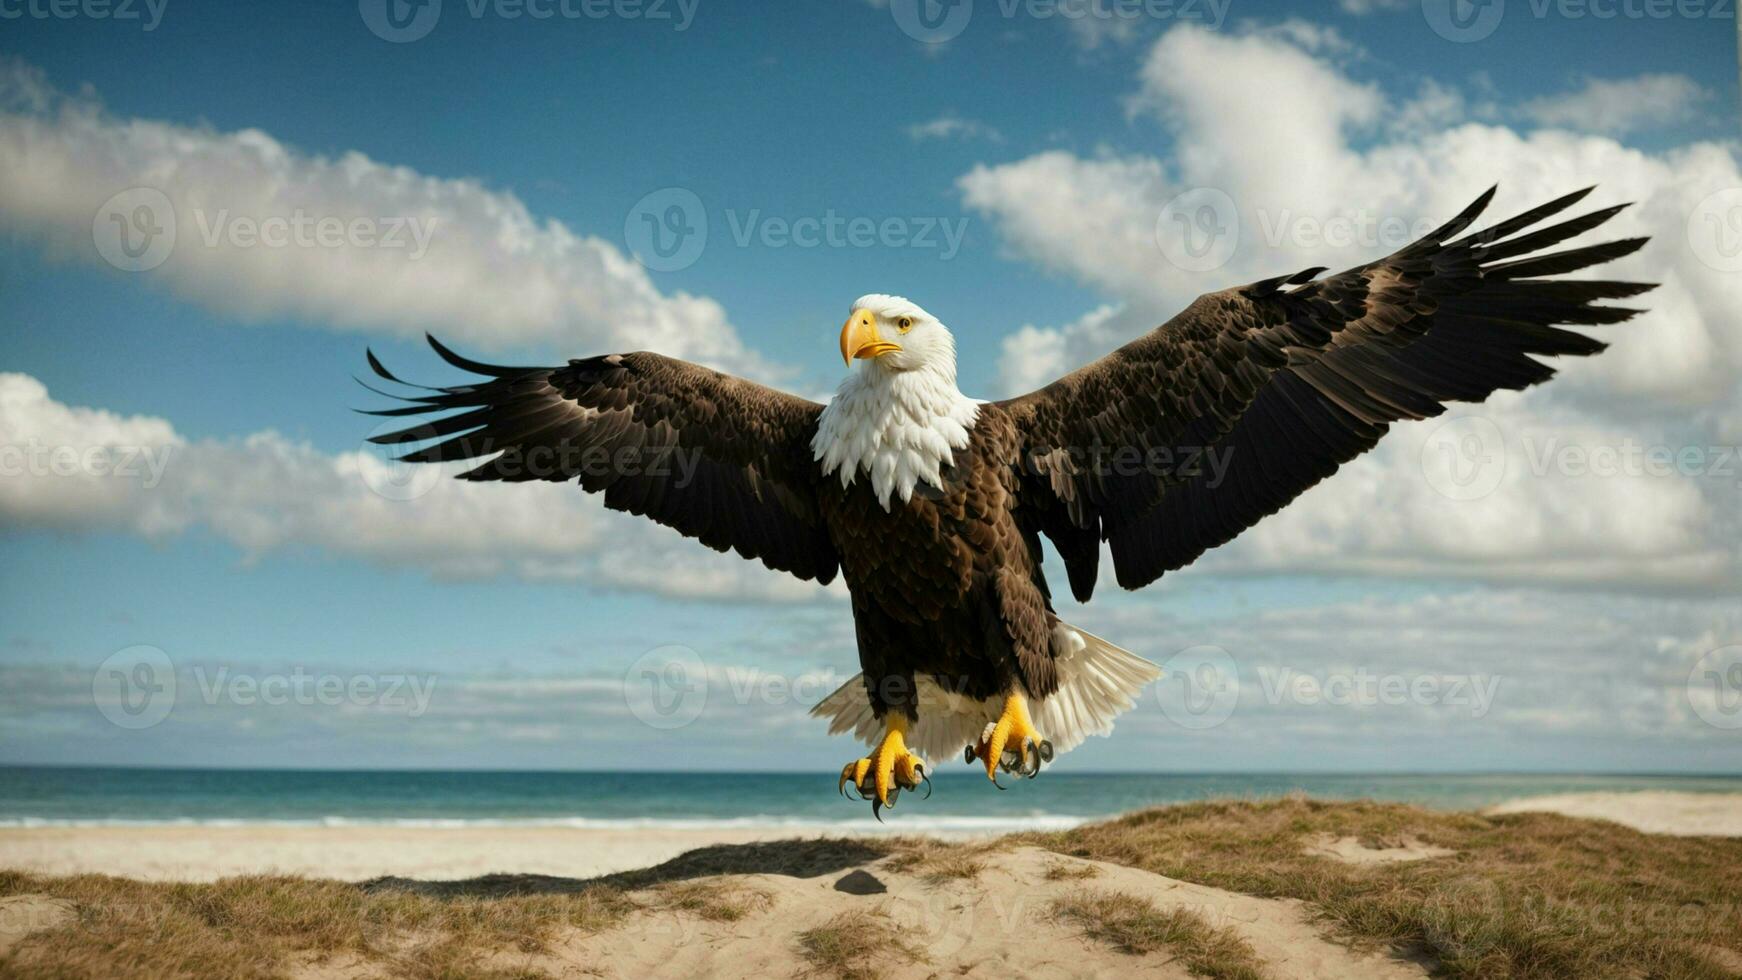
[524, 845, 1433, 980]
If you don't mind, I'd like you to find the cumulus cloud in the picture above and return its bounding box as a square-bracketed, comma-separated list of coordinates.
[0, 60, 772, 378]
[0, 373, 833, 603]
[962, 23, 1742, 594]
[1521, 74, 1711, 136]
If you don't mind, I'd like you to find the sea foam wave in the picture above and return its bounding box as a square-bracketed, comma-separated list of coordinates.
[0, 813, 1092, 832]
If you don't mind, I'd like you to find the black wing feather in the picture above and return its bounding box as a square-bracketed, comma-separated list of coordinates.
[364, 343, 840, 584]
[1001, 187, 1654, 598]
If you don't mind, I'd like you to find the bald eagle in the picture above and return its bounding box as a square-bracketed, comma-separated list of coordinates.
[365, 187, 1649, 816]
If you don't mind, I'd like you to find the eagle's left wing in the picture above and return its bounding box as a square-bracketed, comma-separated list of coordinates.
[999, 186, 1653, 600]
[364, 337, 840, 584]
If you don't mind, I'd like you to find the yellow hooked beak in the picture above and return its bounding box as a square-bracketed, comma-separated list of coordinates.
[841, 308, 902, 366]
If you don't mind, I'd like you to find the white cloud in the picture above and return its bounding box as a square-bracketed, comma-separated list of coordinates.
[0, 60, 774, 379]
[1521, 74, 1710, 136]
[907, 114, 1004, 143]
[9, 586, 1739, 771]
[962, 23, 1742, 594]
[0, 373, 834, 603]
[1336, 0, 1409, 12]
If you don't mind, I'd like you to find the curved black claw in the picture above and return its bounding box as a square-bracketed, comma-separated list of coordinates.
[919, 770, 933, 800]
[870, 785, 901, 823]
[965, 745, 977, 765]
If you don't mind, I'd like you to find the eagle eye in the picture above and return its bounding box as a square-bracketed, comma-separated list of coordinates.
[897, 317, 913, 332]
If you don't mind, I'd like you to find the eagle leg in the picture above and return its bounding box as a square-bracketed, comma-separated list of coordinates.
[966, 693, 1054, 786]
[838, 716, 927, 821]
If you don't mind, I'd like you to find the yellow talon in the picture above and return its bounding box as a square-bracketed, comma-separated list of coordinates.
[839, 716, 928, 819]
[967, 692, 1054, 785]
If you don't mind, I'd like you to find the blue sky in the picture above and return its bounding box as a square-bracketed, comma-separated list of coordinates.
[1, 0, 1739, 773]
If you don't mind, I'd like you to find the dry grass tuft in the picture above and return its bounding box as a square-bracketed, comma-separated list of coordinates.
[1019, 797, 1742, 980]
[1042, 859, 1101, 881]
[880, 839, 987, 885]
[648, 879, 772, 922]
[917, 853, 984, 885]
[0, 870, 631, 980]
[1053, 889, 1268, 979]
[796, 909, 923, 980]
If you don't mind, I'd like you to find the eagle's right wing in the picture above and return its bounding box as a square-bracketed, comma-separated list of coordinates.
[1000, 186, 1653, 600]
[366, 338, 840, 585]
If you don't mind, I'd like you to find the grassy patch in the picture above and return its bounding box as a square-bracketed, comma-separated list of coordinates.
[880, 839, 987, 884]
[0, 870, 631, 980]
[796, 910, 923, 980]
[1042, 859, 1101, 882]
[648, 880, 771, 922]
[1020, 797, 1742, 980]
[1053, 889, 1267, 980]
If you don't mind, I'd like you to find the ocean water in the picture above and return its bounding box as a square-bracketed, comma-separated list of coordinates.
[2, 768, 1738, 832]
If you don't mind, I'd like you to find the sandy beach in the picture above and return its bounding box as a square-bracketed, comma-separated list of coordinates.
[6, 795, 1742, 979]
[0, 824, 942, 883]
[1484, 790, 1742, 836]
[3, 791, 1737, 883]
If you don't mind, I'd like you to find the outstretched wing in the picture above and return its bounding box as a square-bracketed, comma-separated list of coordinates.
[365, 338, 840, 584]
[1001, 187, 1653, 599]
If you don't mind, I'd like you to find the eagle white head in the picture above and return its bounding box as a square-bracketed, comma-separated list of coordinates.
[838, 293, 957, 377]
[815, 294, 981, 508]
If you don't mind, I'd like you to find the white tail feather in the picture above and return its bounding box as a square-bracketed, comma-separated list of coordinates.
[808, 624, 1162, 762]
